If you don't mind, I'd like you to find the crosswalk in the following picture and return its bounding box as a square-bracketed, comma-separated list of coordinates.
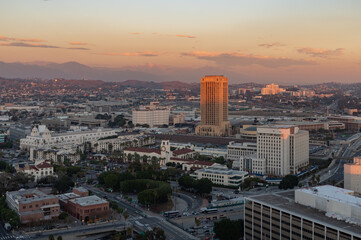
[0, 235, 15, 240]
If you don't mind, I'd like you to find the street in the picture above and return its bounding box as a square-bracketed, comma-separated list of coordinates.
[84, 185, 199, 240]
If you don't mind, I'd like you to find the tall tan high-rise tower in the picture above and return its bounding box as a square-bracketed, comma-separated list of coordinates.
[195, 75, 231, 136]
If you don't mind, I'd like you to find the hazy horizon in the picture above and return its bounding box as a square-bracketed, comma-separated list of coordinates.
[1, 0, 361, 84]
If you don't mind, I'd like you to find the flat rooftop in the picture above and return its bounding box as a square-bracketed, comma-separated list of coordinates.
[247, 191, 361, 237]
[69, 195, 107, 207]
[297, 185, 361, 208]
[7, 188, 57, 204]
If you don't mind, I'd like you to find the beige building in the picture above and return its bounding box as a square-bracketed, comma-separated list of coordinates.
[257, 125, 309, 176]
[190, 163, 249, 187]
[344, 157, 361, 193]
[132, 102, 170, 127]
[261, 83, 285, 95]
[195, 75, 231, 136]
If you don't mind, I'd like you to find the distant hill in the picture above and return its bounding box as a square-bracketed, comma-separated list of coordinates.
[0, 61, 163, 82]
[119, 80, 198, 90]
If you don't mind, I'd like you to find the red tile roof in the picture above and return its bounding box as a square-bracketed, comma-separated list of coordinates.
[36, 162, 53, 169]
[173, 148, 194, 156]
[124, 147, 161, 155]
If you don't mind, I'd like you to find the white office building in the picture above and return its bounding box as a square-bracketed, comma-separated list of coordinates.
[234, 154, 266, 175]
[190, 163, 249, 187]
[295, 185, 361, 224]
[257, 125, 309, 176]
[132, 102, 170, 127]
[227, 141, 257, 161]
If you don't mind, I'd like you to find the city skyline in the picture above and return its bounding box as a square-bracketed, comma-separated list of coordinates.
[1, 0, 361, 83]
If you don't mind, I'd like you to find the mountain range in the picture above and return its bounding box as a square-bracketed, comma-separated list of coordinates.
[0, 61, 166, 82]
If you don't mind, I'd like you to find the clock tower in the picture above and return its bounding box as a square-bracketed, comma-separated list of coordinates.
[160, 140, 171, 165]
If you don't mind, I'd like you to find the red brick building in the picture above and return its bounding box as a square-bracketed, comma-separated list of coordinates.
[66, 195, 109, 222]
[6, 188, 60, 224]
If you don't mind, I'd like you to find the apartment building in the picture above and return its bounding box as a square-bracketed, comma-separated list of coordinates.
[6, 189, 60, 224]
[244, 186, 361, 240]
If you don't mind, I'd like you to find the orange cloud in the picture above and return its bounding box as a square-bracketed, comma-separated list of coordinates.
[0, 35, 46, 42]
[102, 51, 160, 57]
[258, 42, 285, 48]
[182, 51, 316, 68]
[67, 47, 90, 50]
[129, 32, 142, 35]
[0, 42, 59, 48]
[297, 48, 344, 58]
[69, 42, 87, 45]
[176, 34, 196, 39]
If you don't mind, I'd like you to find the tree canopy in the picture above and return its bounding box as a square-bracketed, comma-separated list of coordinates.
[279, 174, 299, 190]
[214, 218, 244, 240]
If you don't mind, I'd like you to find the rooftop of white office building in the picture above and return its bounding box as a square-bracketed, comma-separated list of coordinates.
[296, 185, 361, 208]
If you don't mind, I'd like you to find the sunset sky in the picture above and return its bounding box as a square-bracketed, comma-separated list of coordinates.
[1, 0, 361, 84]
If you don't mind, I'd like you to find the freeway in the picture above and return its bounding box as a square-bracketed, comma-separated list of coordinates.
[25, 221, 125, 240]
[321, 134, 361, 184]
[84, 185, 198, 240]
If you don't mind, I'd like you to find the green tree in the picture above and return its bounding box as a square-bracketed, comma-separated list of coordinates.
[195, 178, 213, 194]
[57, 236, 63, 240]
[54, 175, 74, 193]
[279, 175, 299, 190]
[48, 235, 55, 240]
[104, 173, 119, 190]
[214, 218, 244, 240]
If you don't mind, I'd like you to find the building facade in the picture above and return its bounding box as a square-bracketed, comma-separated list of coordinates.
[244, 187, 361, 240]
[344, 157, 361, 193]
[190, 163, 248, 187]
[66, 196, 109, 222]
[261, 83, 285, 95]
[20, 125, 116, 151]
[195, 75, 231, 137]
[132, 102, 170, 127]
[257, 125, 309, 176]
[227, 141, 257, 161]
[6, 189, 60, 224]
[15, 161, 55, 182]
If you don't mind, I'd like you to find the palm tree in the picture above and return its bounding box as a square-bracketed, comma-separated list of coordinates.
[123, 211, 129, 230]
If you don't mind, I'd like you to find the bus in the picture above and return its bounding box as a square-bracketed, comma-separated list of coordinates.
[163, 210, 180, 218]
[200, 208, 218, 214]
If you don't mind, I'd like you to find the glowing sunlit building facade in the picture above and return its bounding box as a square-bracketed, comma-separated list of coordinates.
[195, 75, 231, 136]
[344, 157, 361, 193]
[261, 83, 285, 95]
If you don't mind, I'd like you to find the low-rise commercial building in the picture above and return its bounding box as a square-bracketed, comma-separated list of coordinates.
[66, 196, 109, 222]
[6, 189, 60, 224]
